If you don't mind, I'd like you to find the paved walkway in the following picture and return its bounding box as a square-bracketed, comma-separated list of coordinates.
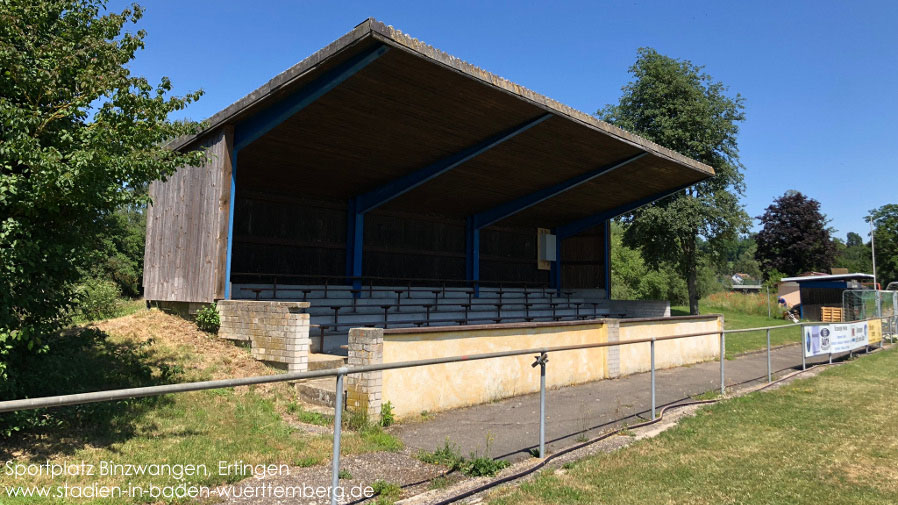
[393, 343, 858, 462]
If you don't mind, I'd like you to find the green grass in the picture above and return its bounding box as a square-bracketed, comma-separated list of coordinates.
[673, 298, 797, 358]
[70, 298, 147, 326]
[489, 347, 898, 505]
[0, 310, 401, 504]
[286, 401, 332, 426]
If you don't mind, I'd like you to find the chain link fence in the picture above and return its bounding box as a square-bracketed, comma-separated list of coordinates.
[843, 289, 897, 337]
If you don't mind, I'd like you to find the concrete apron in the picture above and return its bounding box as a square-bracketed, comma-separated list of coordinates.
[392, 343, 844, 462]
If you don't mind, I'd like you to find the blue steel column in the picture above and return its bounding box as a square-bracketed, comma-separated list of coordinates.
[227, 44, 389, 299]
[465, 217, 480, 297]
[604, 219, 611, 297]
[345, 198, 364, 292]
[224, 148, 237, 300]
[353, 114, 551, 294]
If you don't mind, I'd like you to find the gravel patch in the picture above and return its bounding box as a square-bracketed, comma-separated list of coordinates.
[208, 449, 450, 505]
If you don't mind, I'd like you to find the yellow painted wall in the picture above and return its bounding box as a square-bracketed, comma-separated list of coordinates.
[382, 324, 607, 418]
[617, 317, 722, 376]
[381, 316, 722, 419]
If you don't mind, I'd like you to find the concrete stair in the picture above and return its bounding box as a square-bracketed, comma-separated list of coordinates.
[296, 377, 339, 408]
[308, 353, 346, 371]
[297, 353, 346, 408]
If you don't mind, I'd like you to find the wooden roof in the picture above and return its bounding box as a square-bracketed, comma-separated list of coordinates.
[173, 19, 714, 229]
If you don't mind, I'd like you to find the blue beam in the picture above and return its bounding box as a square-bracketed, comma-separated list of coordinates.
[233, 44, 389, 152]
[472, 152, 647, 230]
[356, 113, 552, 214]
[556, 179, 700, 240]
[348, 114, 552, 292]
[224, 148, 238, 299]
[225, 45, 386, 297]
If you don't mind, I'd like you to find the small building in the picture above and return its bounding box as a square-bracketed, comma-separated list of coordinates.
[779, 273, 874, 321]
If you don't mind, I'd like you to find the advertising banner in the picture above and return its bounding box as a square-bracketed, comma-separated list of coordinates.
[869, 319, 882, 345]
[803, 322, 869, 358]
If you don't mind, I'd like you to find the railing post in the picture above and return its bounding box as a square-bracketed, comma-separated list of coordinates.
[801, 325, 806, 370]
[650, 338, 656, 420]
[719, 316, 726, 396]
[331, 371, 345, 505]
[766, 328, 771, 383]
[532, 352, 548, 458]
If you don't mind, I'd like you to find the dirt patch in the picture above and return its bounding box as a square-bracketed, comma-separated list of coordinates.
[93, 309, 335, 428]
[94, 309, 276, 382]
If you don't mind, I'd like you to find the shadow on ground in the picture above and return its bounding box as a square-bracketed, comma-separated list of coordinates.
[0, 327, 180, 460]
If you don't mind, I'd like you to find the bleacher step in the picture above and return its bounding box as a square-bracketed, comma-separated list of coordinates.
[295, 377, 338, 408]
[308, 353, 347, 371]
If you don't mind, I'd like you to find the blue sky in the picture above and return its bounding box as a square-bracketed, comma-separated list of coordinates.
[111, 0, 897, 238]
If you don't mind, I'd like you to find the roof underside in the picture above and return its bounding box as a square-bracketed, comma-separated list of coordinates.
[180, 19, 715, 230]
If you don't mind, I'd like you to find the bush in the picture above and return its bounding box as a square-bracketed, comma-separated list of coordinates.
[417, 438, 509, 477]
[75, 278, 122, 321]
[371, 480, 401, 504]
[460, 455, 509, 477]
[195, 304, 220, 333]
[380, 401, 395, 427]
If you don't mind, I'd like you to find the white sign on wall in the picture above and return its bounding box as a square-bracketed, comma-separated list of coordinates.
[803, 322, 869, 358]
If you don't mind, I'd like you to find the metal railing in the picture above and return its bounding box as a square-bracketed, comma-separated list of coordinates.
[230, 272, 555, 300]
[1, 315, 896, 505]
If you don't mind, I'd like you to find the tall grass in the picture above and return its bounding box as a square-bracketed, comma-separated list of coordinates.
[703, 291, 775, 317]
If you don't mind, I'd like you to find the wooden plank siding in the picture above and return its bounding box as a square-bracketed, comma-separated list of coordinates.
[144, 127, 233, 303]
[229, 190, 599, 288]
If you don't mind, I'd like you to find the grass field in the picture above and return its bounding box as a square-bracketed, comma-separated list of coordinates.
[489, 347, 898, 505]
[673, 293, 798, 358]
[0, 309, 399, 504]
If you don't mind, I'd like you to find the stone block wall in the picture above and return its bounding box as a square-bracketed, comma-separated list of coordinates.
[346, 328, 383, 417]
[217, 300, 311, 372]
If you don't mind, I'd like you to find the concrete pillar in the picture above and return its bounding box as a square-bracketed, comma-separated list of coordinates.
[606, 318, 621, 378]
[217, 300, 311, 372]
[346, 327, 384, 417]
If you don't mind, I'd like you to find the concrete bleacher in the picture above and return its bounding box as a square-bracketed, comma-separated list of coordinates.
[232, 283, 620, 354]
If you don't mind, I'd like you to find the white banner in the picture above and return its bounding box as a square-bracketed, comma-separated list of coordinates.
[803, 322, 869, 358]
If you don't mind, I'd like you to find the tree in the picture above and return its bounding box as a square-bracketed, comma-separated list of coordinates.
[755, 191, 836, 276]
[869, 204, 898, 286]
[833, 232, 872, 275]
[82, 202, 148, 298]
[598, 48, 749, 314]
[704, 234, 762, 281]
[0, 1, 204, 393]
[610, 221, 688, 304]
